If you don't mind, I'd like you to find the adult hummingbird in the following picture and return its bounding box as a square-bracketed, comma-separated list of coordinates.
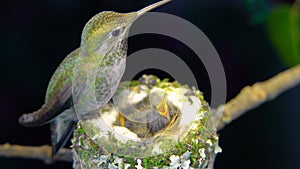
[18, 0, 171, 155]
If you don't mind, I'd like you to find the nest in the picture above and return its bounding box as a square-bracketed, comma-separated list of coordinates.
[72, 75, 221, 169]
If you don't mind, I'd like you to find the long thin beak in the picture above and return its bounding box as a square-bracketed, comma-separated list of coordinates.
[137, 0, 172, 17]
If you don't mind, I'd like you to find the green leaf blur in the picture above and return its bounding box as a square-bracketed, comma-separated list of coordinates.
[267, 5, 300, 66]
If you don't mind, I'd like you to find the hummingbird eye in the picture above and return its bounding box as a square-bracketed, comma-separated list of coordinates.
[111, 29, 120, 37]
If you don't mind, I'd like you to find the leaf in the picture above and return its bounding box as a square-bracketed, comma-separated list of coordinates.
[267, 5, 300, 66]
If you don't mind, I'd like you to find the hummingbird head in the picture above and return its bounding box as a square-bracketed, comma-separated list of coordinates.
[80, 0, 171, 57]
[80, 11, 136, 55]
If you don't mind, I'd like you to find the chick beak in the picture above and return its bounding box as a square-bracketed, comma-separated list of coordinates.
[156, 97, 170, 121]
[119, 114, 126, 127]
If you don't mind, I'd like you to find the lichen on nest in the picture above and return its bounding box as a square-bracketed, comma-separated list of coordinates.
[72, 75, 221, 169]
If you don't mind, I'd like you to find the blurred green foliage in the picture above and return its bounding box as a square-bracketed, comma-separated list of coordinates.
[267, 5, 300, 66]
[245, 0, 300, 67]
[244, 0, 270, 25]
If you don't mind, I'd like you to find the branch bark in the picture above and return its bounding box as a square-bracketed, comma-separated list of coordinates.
[0, 143, 73, 163]
[216, 64, 300, 130]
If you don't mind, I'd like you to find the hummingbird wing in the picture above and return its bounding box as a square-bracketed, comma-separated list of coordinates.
[19, 84, 73, 127]
[50, 107, 77, 155]
[19, 84, 77, 155]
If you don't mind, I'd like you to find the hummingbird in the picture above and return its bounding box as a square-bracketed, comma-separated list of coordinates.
[18, 0, 171, 155]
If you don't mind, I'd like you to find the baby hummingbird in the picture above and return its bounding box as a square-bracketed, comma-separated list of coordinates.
[18, 0, 171, 155]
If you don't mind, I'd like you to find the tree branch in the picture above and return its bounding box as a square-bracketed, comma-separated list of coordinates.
[0, 143, 73, 163]
[216, 64, 300, 130]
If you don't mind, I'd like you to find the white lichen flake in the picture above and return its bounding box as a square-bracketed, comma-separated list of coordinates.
[135, 159, 143, 169]
[199, 148, 206, 159]
[170, 155, 180, 168]
[72, 75, 221, 169]
[181, 159, 191, 169]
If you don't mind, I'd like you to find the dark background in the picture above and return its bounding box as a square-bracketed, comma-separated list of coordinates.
[0, 0, 299, 169]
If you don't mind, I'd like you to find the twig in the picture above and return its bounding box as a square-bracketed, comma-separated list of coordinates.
[0, 143, 73, 163]
[217, 64, 300, 130]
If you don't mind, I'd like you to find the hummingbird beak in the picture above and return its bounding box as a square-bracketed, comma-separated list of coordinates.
[137, 0, 172, 17]
[123, 0, 171, 35]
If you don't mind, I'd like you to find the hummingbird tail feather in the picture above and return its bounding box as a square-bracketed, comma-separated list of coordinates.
[18, 85, 73, 127]
[51, 108, 77, 156]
